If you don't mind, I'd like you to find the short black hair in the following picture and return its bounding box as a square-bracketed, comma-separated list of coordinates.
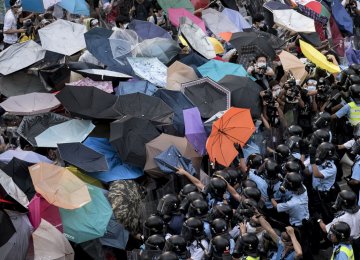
[253, 13, 265, 23]
[116, 15, 130, 26]
[255, 54, 267, 61]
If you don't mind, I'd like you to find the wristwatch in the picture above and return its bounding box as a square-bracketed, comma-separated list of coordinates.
[317, 219, 322, 224]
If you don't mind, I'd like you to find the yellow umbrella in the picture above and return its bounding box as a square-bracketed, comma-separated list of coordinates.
[179, 35, 189, 47]
[66, 166, 105, 189]
[278, 50, 308, 83]
[299, 40, 340, 73]
[179, 35, 224, 54]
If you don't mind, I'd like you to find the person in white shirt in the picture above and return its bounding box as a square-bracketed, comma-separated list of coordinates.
[3, 0, 25, 49]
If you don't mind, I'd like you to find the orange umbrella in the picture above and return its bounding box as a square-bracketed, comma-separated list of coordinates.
[206, 107, 255, 167]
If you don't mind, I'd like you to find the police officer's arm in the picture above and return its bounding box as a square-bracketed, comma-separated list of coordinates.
[225, 181, 242, 202]
[255, 215, 279, 244]
[177, 168, 205, 191]
[285, 226, 303, 259]
[311, 164, 325, 178]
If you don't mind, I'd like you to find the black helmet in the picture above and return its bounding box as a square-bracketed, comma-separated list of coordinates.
[210, 204, 233, 223]
[210, 235, 232, 259]
[213, 170, 231, 183]
[284, 160, 301, 174]
[235, 198, 257, 221]
[286, 136, 302, 152]
[233, 233, 259, 258]
[210, 218, 228, 236]
[315, 142, 336, 165]
[329, 221, 351, 243]
[208, 177, 227, 200]
[351, 139, 360, 156]
[333, 190, 359, 214]
[349, 75, 360, 85]
[243, 187, 261, 202]
[145, 234, 166, 250]
[157, 194, 180, 216]
[350, 84, 360, 104]
[264, 159, 280, 180]
[275, 144, 291, 163]
[288, 125, 303, 137]
[311, 129, 331, 146]
[225, 168, 241, 186]
[246, 154, 263, 169]
[354, 123, 360, 139]
[179, 184, 197, 199]
[143, 214, 165, 239]
[179, 191, 204, 213]
[181, 217, 204, 242]
[188, 199, 208, 218]
[350, 63, 360, 74]
[312, 112, 331, 130]
[164, 235, 189, 258]
[280, 172, 304, 193]
[242, 179, 258, 189]
[159, 252, 178, 260]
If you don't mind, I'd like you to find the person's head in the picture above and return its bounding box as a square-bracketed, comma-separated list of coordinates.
[333, 189, 359, 213]
[280, 172, 304, 194]
[208, 177, 227, 200]
[287, 125, 303, 137]
[115, 15, 130, 28]
[306, 78, 318, 88]
[328, 222, 351, 244]
[264, 159, 280, 180]
[10, 0, 22, 14]
[233, 233, 259, 258]
[255, 55, 267, 67]
[89, 18, 99, 28]
[253, 13, 265, 27]
[145, 234, 166, 250]
[157, 194, 180, 220]
[275, 144, 292, 164]
[246, 153, 263, 170]
[163, 235, 189, 259]
[315, 142, 336, 165]
[143, 214, 165, 239]
[181, 217, 204, 242]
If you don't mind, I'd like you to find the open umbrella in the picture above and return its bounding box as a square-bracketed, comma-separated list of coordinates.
[83, 137, 144, 183]
[39, 63, 71, 91]
[75, 69, 132, 86]
[67, 77, 113, 93]
[191, 0, 209, 11]
[34, 119, 95, 148]
[59, 185, 112, 244]
[167, 61, 198, 91]
[182, 77, 231, 119]
[202, 8, 239, 36]
[17, 113, 70, 147]
[0, 169, 29, 210]
[67, 166, 105, 189]
[5, 0, 45, 12]
[279, 50, 308, 83]
[299, 32, 322, 47]
[0, 209, 16, 247]
[168, 8, 206, 32]
[116, 80, 158, 96]
[0, 148, 52, 164]
[0, 40, 45, 76]
[100, 215, 129, 250]
[136, 38, 180, 64]
[273, 9, 315, 33]
[127, 19, 172, 40]
[263, 1, 291, 11]
[58, 0, 89, 16]
[180, 16, 216, 59]
[183, 107, 208, 155]
[157, 0, 195, 15]
[198, 59, 249, 82]
[331, 0, 353, 35]
[33, 219, 74, 260]
[208, 37, 225, 55]
[109, 29, 139, 61]
[29, 162, 91, 210]
[222, 8, 251, 32]
[110, 116, 160, 168]
[305, 1, 331, 18]
[180, 52, 208, 68]
[299, 40, 341, 73]
[204, 110, 226, 135]
[206, 107, 256, 167]
[0, 93, 60, 116]
[39, 19, 86, 56]
[58, 143, 109, 172]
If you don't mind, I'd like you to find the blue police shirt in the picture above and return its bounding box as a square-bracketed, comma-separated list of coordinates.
[308, 160, 337, 191]
[332, 243, 354, 260]
[243, 141, 260, 161]
[335, 104, 350, 119]
[271, 238, 296, 260]
[204, 221, 211, 240]
[352, 156, 360, 206]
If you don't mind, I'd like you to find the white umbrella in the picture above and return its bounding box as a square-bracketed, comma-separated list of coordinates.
[0, 148, 53, 164]
[273, 9, 316, 33]
[202, 8, 239, 36]
[39, 19, 86, 56]
[0, 169, 29, 208]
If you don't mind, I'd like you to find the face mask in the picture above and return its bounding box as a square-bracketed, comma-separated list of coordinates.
[257, 62, 266, 68]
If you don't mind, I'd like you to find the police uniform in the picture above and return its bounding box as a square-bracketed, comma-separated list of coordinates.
[351, 155, 360, 206]
[243, 141, 261, 161]
[270, 238, 296, 260]
[187, 239, 209, 260]
[331, 243, 355, 260]
[308, 160, 337, 191]
[326, 210, 360, 239]
[335, 102, 360, 126]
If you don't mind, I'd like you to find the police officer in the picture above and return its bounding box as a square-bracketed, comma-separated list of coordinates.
[286, 135, 303, 160]
[275, 144, 294, 167]
[143, 214, 165, 240]
[233, 233, 260, 260]
[287, 125, 303, 138]
[144, 234, 166, 250]
[210, 218, 235, 253]
[347, 139, 360, 199]
[328, 222, 355, 260]
[163, 235, 190, 260]
[313, 112, 333, 142]
[181, 217, 209, 259]
[157, 194, 184, 235]
[206, 235, 232, 259]
[187, 199, 211, 239]
[179, 184, 198, 200]
[158, 251, 178, 260]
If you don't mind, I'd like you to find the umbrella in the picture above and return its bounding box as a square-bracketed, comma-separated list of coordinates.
[299, 32, 322, 47]
[56, 86, 120, 119]
[182, 77, 231, 119]
[67, 77, 113, 93]
[113, 93, 174, 125]
[218, 75, 262, 119]
[109, 29, 139, 61]
[168, 62, 198, 92]
[198, 59, 249, 82]
[136, 38, 180, 64]
[153, 89, 195, 136]
[39, 19, 86, 56]
[222, 8, 251, 32]
[76, 69, 132, 86]
[0, 169, 29, 210]
[331, 0, 353, 35]
[273, 9, 315, 33]
[67, 61, 103, 71]
[157, 0, 195, 15]
[305, 1, 331, 19]
[180, 52, 208, 67]
[58, 0, 90, 16]
[110, 116, 160, 168]
[39, 63, 71, 91]
[34, 119, 95, 148]
[180, 16, 216, 59]
[5, 0, 45, 12]
[17, 113, 70, 147]
[67, 166, 105, 189]
[58, 143, 109, 172]
[127, 19, 172, 40]
[279, 50, 308, 83]
[59, 185, 112, 244]
[0, 148, 52, 164]
[183, 107, 207, 155]
[83, 137, 144, 183]
[168, 8, 206, 32]
[191, 0, 209, 11]
[202, 8, 239, 36]
[263, 1, 291, 11]
[206, 107, 256, 167]
[127, 57, 167, 87]
[144, 133, 200, 177]
[204, 110, 226, 135]
[33, 219, 74, 260]
[208, 37, 225, 55]
[220, 0, 239, 10]
[0, 93, 60, 116]
[29, 162, 91, 210]
[116, 80, 158, 96]
[299, 40, 341, 73]
[0, 40, 45, 76]
[255, 30, 286, 50]
[155, 145, 196, 175]
[99, 215, 129, 250]
[0, 209, 16, 247]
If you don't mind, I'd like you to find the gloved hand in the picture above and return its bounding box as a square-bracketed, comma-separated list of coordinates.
[234, 143, 244, 158]
[267, 184, 274, 199]
[309, 146, 316, 164]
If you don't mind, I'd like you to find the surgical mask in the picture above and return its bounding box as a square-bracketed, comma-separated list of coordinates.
[257, 62, 266, 68]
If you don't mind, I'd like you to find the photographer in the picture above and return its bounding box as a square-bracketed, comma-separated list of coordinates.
[247, 55, 275, 90]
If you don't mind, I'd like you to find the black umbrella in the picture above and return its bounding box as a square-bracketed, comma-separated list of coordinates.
[57, 142, 109, 172]
[299, 32, 322, 47]
[75, 69, 132, 86]
[256, 30, 286, 50]
[182, 77, 231, 119]
[39, 63, 71, 91]
[0, 209, 16, 247]
[221, 0, 239, 10]
[179, 52, 207, 77]
[56, 86, 121, 120]
[113, 93, 174, 126]
[110, 116, 160, 168]
[218, 75, 262, 119]
[67, 61, 103, 71]
[17, 113, 70, 147]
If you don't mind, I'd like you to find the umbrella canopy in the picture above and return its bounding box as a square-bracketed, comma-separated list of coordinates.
[155, 145, 196, 175]
[208, 37, 225, 55]
[116, 80, 158, 96]
[127, 19, 172, 40]
[83, 137, 144, 183]
[34, 119, 95, 148]
[67, 77, 113, 93]
[38, 63, 71, 91]
[59, 185, 112, 244]
[58, 143, 109, 172]
[180, 52, 208, 67]
[222, 8, 251, 31]
[219, 75, 262, 119]
[168, 8, 206, 32]
[180, 16, 216, 59]
[0, 40, 45, 76]
[0, 169, 29, 210]
[0, 93, 60, 116]
[0, 209, 16, 247]
[76, 69, 132, 86]
[279, 50, 308, 83]
[154, 89, 195, 136]
[191, 0, 209, 10]
[17, 113, 70, 147]
[0, 148, 52, 164]
[58, 0, 90, 16]
[331, 0, 353, 35]
[99, 215, 129, 250]
[183, 107, 207, 155]
[157, 0, 195, 15]
[56, 86, 120, 119]
[206, 108, 256, 167]
[182, 77, 231, 119]
[136, 38, 180, 64]
[110, 116, 160, 168]
[127, 57, 167, 87]
[167, 61, 198, 91]
[305, 1, 331, 18]
[198, 59, 249, 82]
[273, 9, 316, 33]
[144, 133, 200, 176]
[5, 0, 45, 12]
[33, 219, 74, 260]
[299, 40, 341, 73]
[109, 29, 139, 61]
[263, 1, 291, 11]
[202, 8, 239, 36]
[204, 110, 226, 135]
[29, 162, 91, 210]
[39, 19, 86, 56]
[67, 166, 105, 189]
[113, 93, 174, 125]
[299, 32, 322, 47]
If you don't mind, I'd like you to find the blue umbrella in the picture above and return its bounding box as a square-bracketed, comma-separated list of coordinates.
[58, 0, 90, 16]
[222, 8, 251, 32]
[83, 137, 144, 183]
[116, 80, 158, 96]
[331, 0, 353, 35]
[100, 215, 129, 250]
[179, 53, 207, 77]
[127, 20, 172, 40]
[198, 60, 249, 82]
[5, 0, 44, 13]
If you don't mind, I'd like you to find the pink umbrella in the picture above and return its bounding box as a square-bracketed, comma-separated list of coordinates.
[168, 8, 206, 32]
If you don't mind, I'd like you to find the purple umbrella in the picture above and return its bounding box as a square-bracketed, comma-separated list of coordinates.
[183, 107, 207, 156]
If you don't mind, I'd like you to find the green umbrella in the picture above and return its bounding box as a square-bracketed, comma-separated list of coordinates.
[157, 0, 194, 15]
